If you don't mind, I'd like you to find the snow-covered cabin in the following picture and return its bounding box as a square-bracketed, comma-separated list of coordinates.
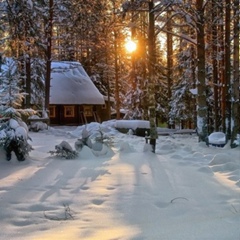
[49, 61, 106, 125]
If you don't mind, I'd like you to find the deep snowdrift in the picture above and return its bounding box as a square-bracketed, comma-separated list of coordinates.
[0, 123, 239, 240]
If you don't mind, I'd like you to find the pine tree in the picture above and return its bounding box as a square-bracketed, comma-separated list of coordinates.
[0, 57, 33, 161]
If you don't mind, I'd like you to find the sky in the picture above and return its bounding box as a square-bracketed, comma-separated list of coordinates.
[0, 121, 239, 240]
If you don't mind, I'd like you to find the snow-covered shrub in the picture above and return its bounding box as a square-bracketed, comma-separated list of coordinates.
[49, 126, 92, 159]
[49, 126, 114, 159]
[74, 139, 85, 152]
[74, 126, 92, 151]
[49, 141, 78, 159]
[92, 128, 114, 148]
[0, 118, 32, 161]
[90, 128, 114, 156]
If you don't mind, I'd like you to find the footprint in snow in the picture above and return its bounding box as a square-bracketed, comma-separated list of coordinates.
[92, 199, 105, 206]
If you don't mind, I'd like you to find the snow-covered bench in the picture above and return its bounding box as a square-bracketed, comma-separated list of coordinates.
[115, 120, 150, 137]
[27, 111, 49, 131]
[157, 128, 196, 136]
[27, 117, 50, 125]
[28, 117, 49, 131]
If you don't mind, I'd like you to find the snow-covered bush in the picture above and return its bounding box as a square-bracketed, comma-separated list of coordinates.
[0, 118, 32, 161]
[49, 141, 78, 159]
[49, 126, 92, 159]
[74, 126, 93, 151]
[92, 128, 114, 148]
[90, 128, 114, 156]
[49, 126, 115, 159]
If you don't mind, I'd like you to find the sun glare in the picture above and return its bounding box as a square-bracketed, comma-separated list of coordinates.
[125, 40, 137, 53]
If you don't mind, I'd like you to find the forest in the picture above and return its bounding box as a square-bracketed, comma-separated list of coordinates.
[0, 0, 239, 147]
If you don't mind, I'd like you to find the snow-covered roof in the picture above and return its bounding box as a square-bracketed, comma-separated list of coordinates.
[50, 61, 105, 105]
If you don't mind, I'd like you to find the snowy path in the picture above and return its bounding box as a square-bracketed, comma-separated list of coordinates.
[0, 130, 239, 240]
[116, 153, 240, 240]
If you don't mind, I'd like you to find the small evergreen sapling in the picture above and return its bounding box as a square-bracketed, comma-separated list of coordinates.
[93, 128, 114, 147]
[48, 126, 92, 159]
[74, 126, 92, 151]
[49, 141, 78, 159]
[48, 126, 114, 159]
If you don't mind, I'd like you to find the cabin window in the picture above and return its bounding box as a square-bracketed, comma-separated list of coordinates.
[102, 104, 106, 109]
[84, 106, 93, 116]
[49, 106, 56, 118]
[64, 106, 75, 117]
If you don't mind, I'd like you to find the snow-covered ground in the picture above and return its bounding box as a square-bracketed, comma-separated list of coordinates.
[0, 122, 239, 240]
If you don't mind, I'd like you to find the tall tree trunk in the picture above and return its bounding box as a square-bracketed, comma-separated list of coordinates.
[114, 29, 120, 120]
[112, 0, 120, 120]
[196, 0, 208, 141]
[224, 0, 231, 139]
[218, 3, 225, 132]
[231, 0, 240, 147]
[45, 0, 53, 112]
[148, 0, 158, 152]
[190, 28, 197, 129]
[211, 0, 220, 131]
[25, 55, 31, 108]
[167, 9, 173, 128]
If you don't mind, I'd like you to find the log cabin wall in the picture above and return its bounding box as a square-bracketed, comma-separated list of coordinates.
[49, 104, 105, 125]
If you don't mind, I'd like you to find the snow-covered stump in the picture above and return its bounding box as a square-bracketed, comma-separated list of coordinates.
[207, 132, 226, 148]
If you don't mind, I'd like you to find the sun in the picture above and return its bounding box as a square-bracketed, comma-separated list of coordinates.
[125, 40, 137, 53]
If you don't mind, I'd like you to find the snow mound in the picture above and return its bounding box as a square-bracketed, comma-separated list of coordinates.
[211, 162, 239, 173]
[209, 153, 240, 186]
[198, 166, 213, 174]
[119, 142, 135, 153]
[192, 152, 204, 159]
[92, 144, 114, 157]
[78, 145, 96, 159]
[143, 143, 153, 152]
[209, 153, 230, 166]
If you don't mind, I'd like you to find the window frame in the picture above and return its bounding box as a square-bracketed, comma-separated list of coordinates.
[83, 105, 93, 117]
[49, 106, 56, 118]
[64, 105, 75, 118]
